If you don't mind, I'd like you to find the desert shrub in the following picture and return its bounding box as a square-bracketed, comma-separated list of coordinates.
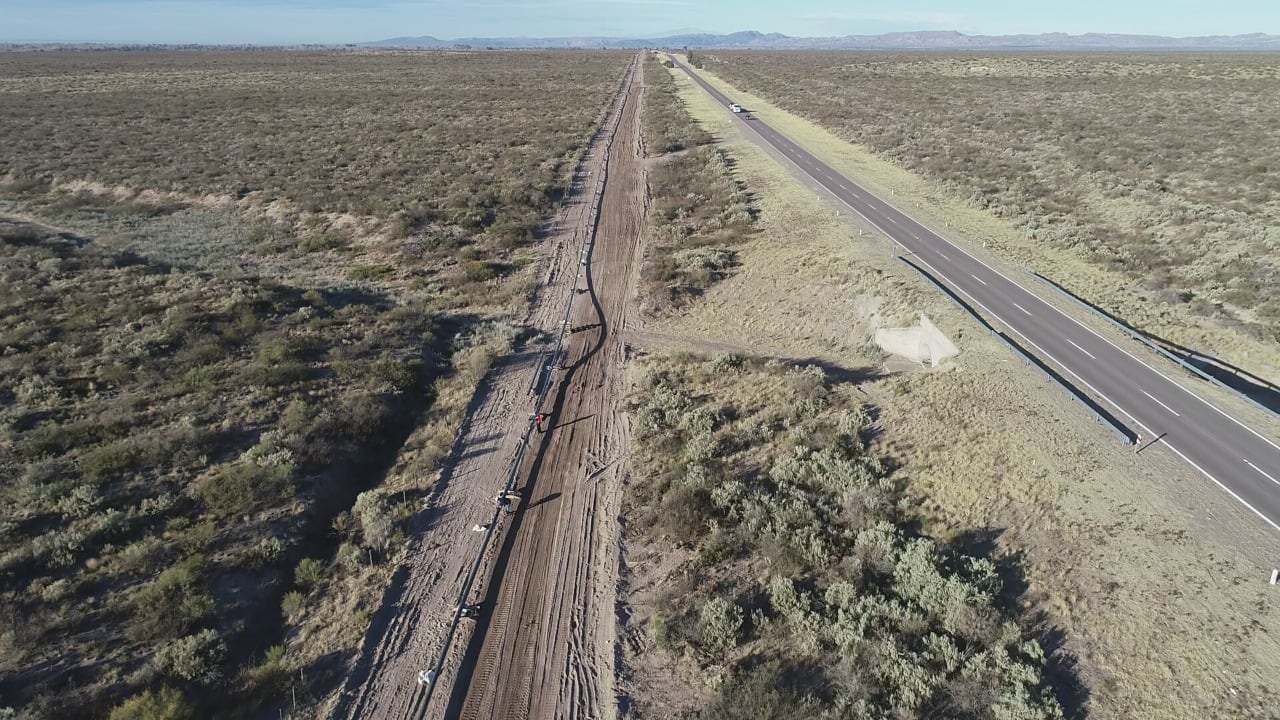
[698, 596, 744, 661]
[180, 364, 222, 389]
[130, 555, 213, 640]
[108, 686, 195, 720]
[245, 644, 288, 693]
[152, 628, 226, 684]
[196, 461, 292, 519]
[658, 484, 714, 541]
[82, 441, 141, 481]
[368, 358, 424, 393]
[281, 591, 307, 624]
[706, 660, 823, 720]
[55, 483, 103, 521]
[347, 264, 393, 281]
[462, 260, 498, 282]
[294, 558, 324, 592]
[352, 491, 393, 552]
[298, 228, 348, 253]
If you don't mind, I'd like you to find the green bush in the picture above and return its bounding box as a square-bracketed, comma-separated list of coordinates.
[707, 660, 821, 720]
[347, 263, 394, 281]
[247, 644, 289, 693]
[698, 596, 744, 661]
[130, 555, 212, 641]
[352, 491, 393, 552]
[462, 260, 498, 282]
[294, 557, 324, 592]
[197, 461, 292, 519]
[82, 441, 141, 481]
[109, 686, 194, 720]
[152, 628, 226, 684]
[281, 590, 307, 623]
[369, 358, 423, 393]
[298, 229, 347, 253]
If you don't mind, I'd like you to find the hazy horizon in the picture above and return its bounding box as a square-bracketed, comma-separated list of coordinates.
[4, 0, 1280, 45]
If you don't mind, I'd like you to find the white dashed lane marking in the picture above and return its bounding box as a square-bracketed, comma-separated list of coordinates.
[1244, 459, 1280, 487]
[1141, 389, 1181, 417]
[1067, 338, 1097, 360]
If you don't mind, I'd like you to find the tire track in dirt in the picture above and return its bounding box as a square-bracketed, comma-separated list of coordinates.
[325, 59, 638, 720]
[442, 57, 647, 720]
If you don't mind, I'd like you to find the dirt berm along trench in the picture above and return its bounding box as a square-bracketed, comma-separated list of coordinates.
[328, 57, 646, 720]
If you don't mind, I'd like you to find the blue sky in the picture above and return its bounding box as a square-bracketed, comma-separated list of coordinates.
[4, 0, 1279, 45]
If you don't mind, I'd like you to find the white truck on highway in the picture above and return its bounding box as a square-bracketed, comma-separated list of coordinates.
[729, 102, 742, 113]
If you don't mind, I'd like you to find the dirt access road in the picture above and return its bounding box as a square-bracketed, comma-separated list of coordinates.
[328, 58, 646, 720]
[442, 57, 646, 720]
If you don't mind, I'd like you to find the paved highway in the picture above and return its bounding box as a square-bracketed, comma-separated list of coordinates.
[672, 57, 1280, 533]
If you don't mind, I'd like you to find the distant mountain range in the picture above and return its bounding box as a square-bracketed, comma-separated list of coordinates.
[364, 29, 1280, 51]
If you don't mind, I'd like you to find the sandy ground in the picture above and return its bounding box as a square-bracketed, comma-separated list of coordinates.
[326, 58, 642, 720]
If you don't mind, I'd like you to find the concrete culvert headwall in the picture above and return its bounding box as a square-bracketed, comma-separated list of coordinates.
[874, 313, 959, 367]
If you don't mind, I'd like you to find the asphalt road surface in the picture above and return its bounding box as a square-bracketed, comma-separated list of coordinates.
[672, 57, 1280, 534]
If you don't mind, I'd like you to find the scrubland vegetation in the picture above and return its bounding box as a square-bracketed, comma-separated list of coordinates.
[625, 355, 1063, 719]
[640, 57, 755, 314]
[0, 51, 625, 231]
[0, 49, 629, 718]
[697, 52, 1280, 343]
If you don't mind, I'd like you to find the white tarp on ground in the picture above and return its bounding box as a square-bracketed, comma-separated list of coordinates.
[874, 313, 959, 367]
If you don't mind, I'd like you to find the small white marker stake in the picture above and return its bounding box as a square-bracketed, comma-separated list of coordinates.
[1270, 569, 1278, 585]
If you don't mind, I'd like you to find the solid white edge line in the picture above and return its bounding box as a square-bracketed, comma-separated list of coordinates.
[1013, 302, 1033, 316]
[677, 58, 1280, 535]
[1141, 389, 1182, 417]
[1066, 338, 1097, 360]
